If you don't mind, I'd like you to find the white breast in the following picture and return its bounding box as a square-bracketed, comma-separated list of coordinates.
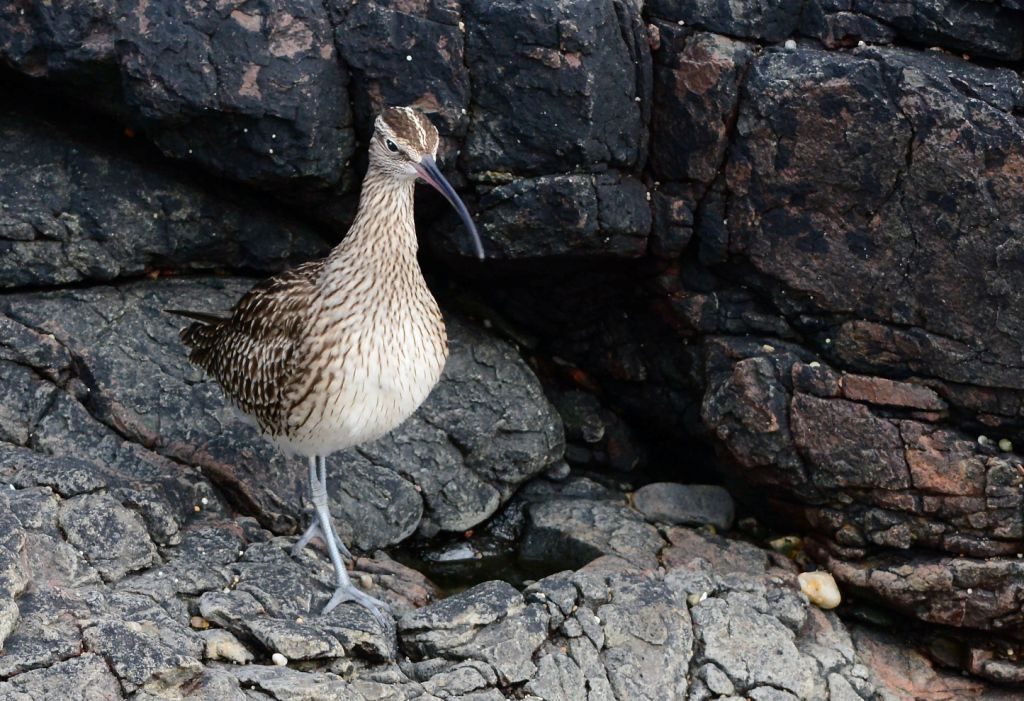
[278, 301, 447, 458]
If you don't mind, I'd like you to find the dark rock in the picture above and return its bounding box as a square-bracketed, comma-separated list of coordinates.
[519, 497, 665, 570]
[853, 0, 1024, 60]
[633, 482, 735, 530]
[0, 110, 328, 289]
[462, 0, 646, 177]
[650, 29, 753, 185]
[0, 0, 353, 190]
[331, 0, 470, 144]
[723, 46, 1024, 393]
[647, 0, 801, 42]
[471, 173, 649, 259]
[82, 611, 204, 694]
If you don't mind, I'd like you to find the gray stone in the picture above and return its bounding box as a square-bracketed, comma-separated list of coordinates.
[56, 493, 157, 582]
[81, 611, 203, 693]
[633, 483, 736, 530]
[519, 497, 665, 570]
[200, 628, 254, 665]
[691, 597, 817, 698]
[0, 654, 121, 701]
[399, 581, 549, 684]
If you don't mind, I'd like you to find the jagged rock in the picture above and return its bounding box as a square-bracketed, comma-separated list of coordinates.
[399, 580, 549, 684]
[0, 110, 328, 289]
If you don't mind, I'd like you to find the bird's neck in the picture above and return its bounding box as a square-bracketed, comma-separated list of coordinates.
[333, 167, 419, 265]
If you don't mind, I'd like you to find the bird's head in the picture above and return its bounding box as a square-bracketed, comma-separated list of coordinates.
[372, 106, 484, 260]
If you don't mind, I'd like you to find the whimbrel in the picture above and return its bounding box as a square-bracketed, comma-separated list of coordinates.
[170, 106, 484, 624]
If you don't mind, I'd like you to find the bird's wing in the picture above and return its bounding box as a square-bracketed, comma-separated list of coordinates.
[180, 261, 324, 430]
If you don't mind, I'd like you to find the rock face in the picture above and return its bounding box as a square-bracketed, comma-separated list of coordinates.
[2, 0, 1024, 691]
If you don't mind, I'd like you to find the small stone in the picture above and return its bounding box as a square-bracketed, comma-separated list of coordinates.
[999, 438, 1013, 452]
[798, 572, 841, 610]
[190, 616, 210, 630]
[633, 483, 735, 530]
[360, 574, 373, 589]
[201, 629, 254, 664]
[272, 652, 288, 666]
[784, 39, 797, 50]
[978, 435, 990, 446]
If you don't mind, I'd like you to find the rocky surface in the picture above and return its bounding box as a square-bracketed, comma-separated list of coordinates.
[2, 0, 1024, 692]
[0, 466, 983, 700]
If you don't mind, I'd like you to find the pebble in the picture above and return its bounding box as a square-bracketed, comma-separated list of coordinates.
[784, 39, 797, 50]
[798, 572, 841, 610]
[998, 438, 1013, 452]
[272, 652, 288, 666]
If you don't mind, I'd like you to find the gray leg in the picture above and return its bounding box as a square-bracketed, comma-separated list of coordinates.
[290, 457, 353, 560]
[309, 455, 391, 626]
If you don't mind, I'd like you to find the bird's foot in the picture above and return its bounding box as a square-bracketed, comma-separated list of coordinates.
[291, 517, 353, 561]
[324, 583, 392, 629]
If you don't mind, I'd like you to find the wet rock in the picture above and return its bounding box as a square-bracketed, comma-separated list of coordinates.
[0, 0, 353, 190]
[462, 0, 646, 177]
[633, 482, 735, 530]
[648, 0, 801, 42]
[723, 46, 1024, 393]
[471, 173, 649, 259]
[0, 110, 328, 289]
[519, 497, 665, 570]
[650, 29, 753, 185]
[331, 0, 470, 143]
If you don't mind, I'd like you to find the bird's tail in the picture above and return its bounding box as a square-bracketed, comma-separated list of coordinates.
[164, 309, 228, 325]
[165, 308, 228, 357]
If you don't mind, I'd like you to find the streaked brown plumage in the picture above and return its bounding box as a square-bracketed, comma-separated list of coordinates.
[170, 106, 484, 624]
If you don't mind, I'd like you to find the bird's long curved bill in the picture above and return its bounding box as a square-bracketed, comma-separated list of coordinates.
[415, 156, 485, 260]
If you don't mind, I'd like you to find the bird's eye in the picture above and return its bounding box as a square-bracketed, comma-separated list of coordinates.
[386, 139, 399, 153]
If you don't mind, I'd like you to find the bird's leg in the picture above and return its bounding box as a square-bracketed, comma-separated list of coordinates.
[290, 456, 353, 561]
[311, 456, 391, 626]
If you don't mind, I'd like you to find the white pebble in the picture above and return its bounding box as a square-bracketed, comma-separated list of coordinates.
[272, 652, 288, 666]
[761, 344, 775, 353]
[359, 574, 373, 589]
[406, 55, 413, 61]
[784, 39, 797, 50]
[998, 438, 1013, 452]
[809, 361, 821, 368]
[200, 497, 209, 505]
[858, 40, 866, 47]
[799, 571, 841, 610]
[978, 435, 990, 446]
[268, 148, 274, 154]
